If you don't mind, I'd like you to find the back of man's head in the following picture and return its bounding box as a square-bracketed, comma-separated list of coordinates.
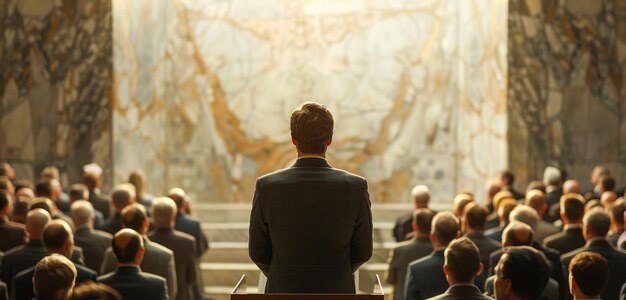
[111, 183, 136, 212]
[525, 190, 546, 212]
[609, 199, 625, 227]
[502, 221, 534, 247]
[411, 185, 431, 208]
[496, 246, 551, 300]
[31, 197, 55, 214]
[35, 180, 54, 198]
[599, 175, 616, 192]
[290, 102, 334, 154]
[560, 194, 585, 223]
[498, 199, 518, 224]
[493, 191, 514, 212]
[431, 212, 459, 247]
[412, 208, 434, 236]
[453, 194, 474, 217]
[112, 228, 144, 264]
[27, 208, 52, 240]
[70, 200, 94, 228]
[583, 208, 611, 239]
[43, 220, 73, 256]
[543, 166, 562, 187]
[168, 187, 186, 210]
[601, 191, 617, 208]
[444, 237, 481, 284]
[121, 203, 148, 233]
[69, 184, 89, 202]
[151, 197, 178, 229]
[71, 282, 121, 300]
[499, 170, 515, 186]
[462, 203, 488, 231]
[0, 191, 11, 216]
[82, 172, 98, 191]
[563, 180, 581, 194]
[525, 181, 546, 194]
[510, 205, 539, 230]
[34, 254, 77, 300]
[569, 252, 608, 298]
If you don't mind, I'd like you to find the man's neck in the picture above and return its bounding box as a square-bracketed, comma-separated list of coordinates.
[297, 153, 326, 159]
[118, 262, 140, 267]
[465, 228, 483, 235]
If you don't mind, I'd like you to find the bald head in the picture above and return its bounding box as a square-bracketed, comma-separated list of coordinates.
[43, 220, 74, 257]
[563, 180, 581, 194]
[525, 190, 547, 217]
[27, 208, 52, 240]
[503, 221, 534, 247]
[151, 197, 178, 229]
[431, 212, 460, 248]
[510, 205, 539, 230]
[411, 185, 431, 208]
[111, 183, 136, 212]
[112, 228, 144, 264]
[168, 187, 186, 210]
[601, 191, 617, 208]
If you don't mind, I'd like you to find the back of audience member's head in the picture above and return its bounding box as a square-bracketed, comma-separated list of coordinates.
[495, 246, 551, 300]
[609, 199, 625, 228]
[444, 237, 481, 284]
[0, 163, 14, 178]
[168, 187, 186, 210]
[485, 178, 502, 204]
[583, 208, 611, 240]
[560, 194, 585, 224]
[492, 191, 513, 213]
[525, 190, 547, 215]
[35, 179, 55, 198]
[0, 191, 12, 216]
[112, 228, 144, 264]
[563, 180, 581, 194]
[13, 200, 31, 224]
[33, 254, 77, 300]
[498, 199, 518, 224]
[502, 221, 534, 247]
[31, 197, 55, 214]
[462, 203, 488, 231]
[27, 208, 52, 240]
[71, 282, 122, 300]
[127, 169, 146, 201]
[590, 166, 609, 185]
[601, 191, 617, 208]
[121, 203, 148, 233]
[525, 181, 546, 194]
[453, 193, 474, 218]
[411, 185, 431, 208]
[431, 212, 460, 247]
[585, 199, 602, 212]
[151, 197, 178, 229]
[510, 205, 539, 230]
[111, 183, 136, 213]
[43, 220, 74, 257]
[0, 176, 15, 195]
[599, 175, 616, 192]
[543, 166, 562, 187]
[412, 208, 435, 236]
[498, 170, 515, 186]
[82, 172, 99, 191]
[70, 200, 95, 229]
[16, 185, 35, 202]
[69, 184, 90, 202]
[568, 252, 608, 299]
[41, 166, 61, 180]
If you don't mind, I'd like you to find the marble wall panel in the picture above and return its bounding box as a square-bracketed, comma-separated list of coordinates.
[508, 0, 626, 191]
[0, 0, 113, 188]
[113, 0, 509, 204]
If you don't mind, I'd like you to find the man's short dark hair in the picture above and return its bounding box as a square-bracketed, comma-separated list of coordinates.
[82, 173, 98, 191]
[43, 220, 72, 249]
[498, 246, 551, 300]
[431, 212, 459, 246]
[500, 170, 515, 185]
[14, 180, 34, 193]
[569, 252, 608, 297]
[112, 229, 144, 263]
[600, 175, 616, 191]
[560, 194, 585, 222]
[290, 102, 334, 154]
[412, 208, 434, 235]
[34, 254, 77, 300]
[0, 191, 10, 212]
[71, 282, 122, 300]
[121, 204, 147, 231]
[69, 184, 90, 202]
[463, 203, 488, 230]
[30, 198, 53, 214]
[610, 200, 625, 226]
[445, 237, 480, 283]
[35, 180, 53, 198]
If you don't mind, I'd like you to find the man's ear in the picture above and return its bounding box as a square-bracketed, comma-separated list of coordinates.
[476, 262, 484, 276]
[291, 138, 298, 146]
[325, 136, 332, 146]
[443, 263, 450, 277]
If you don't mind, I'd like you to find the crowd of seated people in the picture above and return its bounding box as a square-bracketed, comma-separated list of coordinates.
[389, 166, 626, 300]
[0, 162, 209, 300]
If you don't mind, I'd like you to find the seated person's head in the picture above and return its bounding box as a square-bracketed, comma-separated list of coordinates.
[70, 200, 95, 229]
[151, 197, 178, 229]
[290, 102, 334, 155]
[498, 199, 518, 225]
[71, 282, 122, 300]
[560, 194, 585, 224]
[121, 203, 148, 234]
[502, 221, 534, 247]
[111, 183, 136, 213]
[462, 203, 488, 232]
[43, 220, 74, 257]
[443, 237, 482, 285]
[168, 187, 187, 211]
[0, 191, 12, 217]
[26, 208, 52, 240]
[412, 208, 434, 237]
[112, 228, 145, 265]
[494, 246, 551, 300]
[568, 252, 608, 299]
[69, 184, 90, 202]
[583, 208, 611, 240]
[453, 194, 474, 218]
[510, 205, 539, 230]
[33, 254, 77, 300]
[430, 212, 460, 248]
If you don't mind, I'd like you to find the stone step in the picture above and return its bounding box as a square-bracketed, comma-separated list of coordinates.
[203, 222, 397, 243]
[202, 242, 397, 264]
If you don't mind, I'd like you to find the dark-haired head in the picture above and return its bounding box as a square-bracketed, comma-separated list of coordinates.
[290, 102, 334, 155]
[495, 246, 551, 300]
[444, 237, 481, 284]
[569, 252, 608, 298]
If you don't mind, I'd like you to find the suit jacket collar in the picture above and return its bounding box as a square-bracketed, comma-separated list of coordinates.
[292, 157, 331, 168]
[116, 265, 141, 274]
[444, 284, 483, 296]
[432, 249, 445, 258]
[26, 240, 45, 248]
[586, 238, 613, 249]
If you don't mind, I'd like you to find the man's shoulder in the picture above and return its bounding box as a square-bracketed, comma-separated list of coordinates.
[408, 252, 440, 270]
[76, 263, 98, 277]
[14, 266, 34, 282]
[146, 239, 174, 256]
[259, 166, 366, 183]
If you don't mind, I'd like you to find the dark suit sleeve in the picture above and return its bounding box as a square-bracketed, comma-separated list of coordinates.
[386, 249, 397, 284]
[0, 281, 6, 300]
[350, 180, 373, 272]
[195, 222, 209, 255]
[249, 180, 272, 275]
[404, 264, 421, 300]
[160, 278, 169, 300]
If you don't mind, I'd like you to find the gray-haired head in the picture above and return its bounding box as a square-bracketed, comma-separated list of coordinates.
[543, 166, 562, 187]
[70, 200, 95, 229]
[431, 211, 460, 247]
[510, 205, 539, 230]
[411, 185, 431, 208]
[583, 208, 611, 240]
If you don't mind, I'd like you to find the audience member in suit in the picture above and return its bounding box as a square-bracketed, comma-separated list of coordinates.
[393, 185, 432, 242]
[405, 212, 460, 300]
[71, 200, 113, 274]
[497, 170, 525, 200]
[386, 209, 435, 300]
[0, 191, 26, 252]
[561, 208, 626, 300]
[543, 166, 563, 223]
[493, 246, 552, 300]
[69, 184, 104, 229]
[168, 188, 209, 257]
[31, 197, 75, 230]
[11, 199, 31, 225]
[0, 281, 6, 300]
[601, 191, 618, 209]
[483, 184, 504, 229]
[544, 194, 586, 254]
[426, 237, 493, 300]
[101, 183, 136, 235]
[82, 164, 111, 219]
[619, 211, 626, 249]
[71, 282, 122, 300]
[608, 199, 625, 246]
[452, 193, 474, 220]
[568, 252, 609, 300]
[32, 254, 77, 300]
[128, 170, 154, 213]
[0, 208, 51, 293]
[101, 203, 177, 299]
[149, 197, 197, 300]
[249, 103, 373, 294]
[562, 180, 582, 195]
[622, 284, 626, 300]
[98, 229, 168, 300]
[583, 166, 608, 201]
[35, 178, 68, 214]
[525, 190, 560, 243]
[484, 199, 517, 243]
[461, 203, 500, 291]
[14, 220, 98, 300]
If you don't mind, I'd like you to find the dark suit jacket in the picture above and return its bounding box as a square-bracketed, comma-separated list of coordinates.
[426, 284, 493, 300]
[543, 227, 585, 255]
[13, 260, 97, 300]
[101, 237, 177, 299]
[0, 240, 48, 293]
[98, 266, 167, 300]
[0, 217, 25, 252]
[89, 190, 111, 219]
[621, 283, 626, 300]
[484, 275, 559, 300]
[74, 227, 113, 273]
[393, 212, 414, 242]
[466, 232, 500, 291]
[484, 214, 499, 231]
[249, 157, 372, 293]
[175, 213, 209, 257]
[405, 250, 448, 300]
[0, 281, 6, 300]
[386, 237, 433, 300]
[484, 225, 504, 243]
[544, 190, 562, 222]
[561, 239, 626, 300]
[149, 228, 197, 300]
[100, 213, 123, 235]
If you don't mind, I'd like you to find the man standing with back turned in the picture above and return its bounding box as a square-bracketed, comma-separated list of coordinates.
[249, 102, 373, 293]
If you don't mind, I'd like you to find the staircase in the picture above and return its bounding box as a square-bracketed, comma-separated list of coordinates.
[195, 203, 417, 300]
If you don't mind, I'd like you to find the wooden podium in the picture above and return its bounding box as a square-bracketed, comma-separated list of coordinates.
[230, 274, 385, 300]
